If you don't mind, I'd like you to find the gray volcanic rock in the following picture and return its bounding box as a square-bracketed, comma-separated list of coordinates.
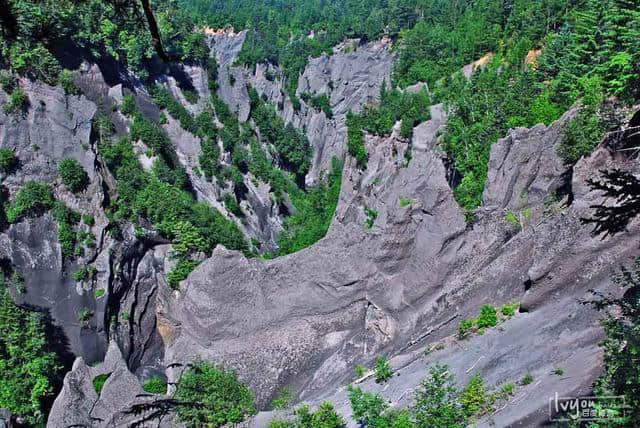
[210, 30, 251, 121]
[0, 78, 111, 362]
[482, 109, 578, 211]
[208, 32, 394, 185]
[48, 341, 174, 427]
[159, 102, 639, 427]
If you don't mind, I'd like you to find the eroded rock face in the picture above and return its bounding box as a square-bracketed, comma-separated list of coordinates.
[0, 78, 110, 362]
[47, 341, 175, 427]
[2, 29, 632, 427]
[157, 100, 639, 428]
[209, 31, 394, 185]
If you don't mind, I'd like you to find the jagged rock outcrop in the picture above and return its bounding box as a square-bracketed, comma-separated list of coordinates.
[48, 340, 175, 427]
[159, 102, 639, 427]
[209, 31, 394, 185]
[253, 107, 639, 427]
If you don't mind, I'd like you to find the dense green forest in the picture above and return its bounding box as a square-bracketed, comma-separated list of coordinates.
[178, 0, 419, 102]
[179, 0, 639, 215]
[0, 0, 207, 82]
[0, 272, 62, 425]
[393, 0, 640, 214]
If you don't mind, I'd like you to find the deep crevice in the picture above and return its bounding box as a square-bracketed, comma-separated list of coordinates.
[524, 279, 533, 292]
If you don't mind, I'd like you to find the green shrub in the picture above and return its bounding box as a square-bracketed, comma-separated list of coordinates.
[174, 361, 256, 427]
[222, 193, 242, 217]
[374, 357, 393, 383]
[92, 373, 111, 395]
[58, 158, 89, 193]
[504, 210, 521, 231]
[557, 107, 605, 164]
[400, 117, 414, 140]
[476, 305, 498, 329]
[142, 376, 167, 394]
[151, 85, 198, 135]
[51, 201, 80, 226]
[0, 148, 17, 173]
[355, 364, 367, 378]
[346, 111, 368, 168]
[413, 363, 466, 427]
[3, 88, 29, 114]
[57, 219, 76, 257]
[82, 214, 95, 226]
[73, 267, 88, 281]
[269, 402, 345, 428]
[120, 94, 137, 117]
[348, 385, 412, 427]
[51, 201, 80, 257]
[183, 89, 199, 104]
[458, 319, 474, 338]
[554, 368, 564, 376]
[168, 259, 200, 290]
[0, 283, 61, 425]
[399, 196, 412, 207]
[78, 307, 93, 322]
[0, 70, 15, 92]
[276, 157, 342, 255]
[505, 209, 531, 232]
[521, 372, 533, 385]
[5, 181, 55, 223]
[501, 302, 518, 317]
[58, 69, 80, 95]
[460, 374, 489, 418]
[247, 88, 311, 178]
[500, 383, 515, 398]
[271, 387, 293, 410]
[305, 92, 333, 118]
[364, 205, 378, 229]
[92, 112, 116, 141]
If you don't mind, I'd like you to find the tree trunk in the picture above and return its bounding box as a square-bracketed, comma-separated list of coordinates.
[139, 0, 173, 62]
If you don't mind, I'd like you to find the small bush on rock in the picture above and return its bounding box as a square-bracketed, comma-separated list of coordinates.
[271, 387, 293, 410]
[6, 181, 55, 223]
[93, 373, 110, 395]
[374, 357, 393, 383]
[3, 88, 29, 114]
[58, 158, 89, 193]
[557, 107, 604, 164]
[142, 376, 167, 394]
[460, 374, 489, 418]
[120, 94, 137, 117]
[269, 402, 346, 428]
[0, 148, 17, 173]
[174, 361, 256, 427]
[58, 69, 80, 95]
[0, 70, 15, 92]
[458, 319, 474, 338]
[476, 305, 498, 329]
